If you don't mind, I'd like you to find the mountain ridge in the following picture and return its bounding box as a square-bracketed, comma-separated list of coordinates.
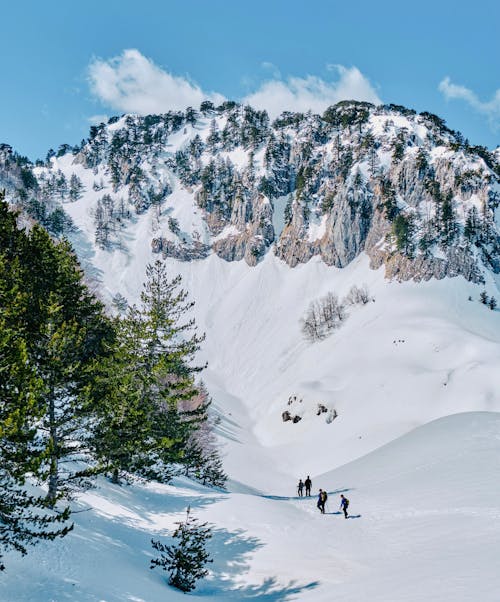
[1, 100, 499, 286]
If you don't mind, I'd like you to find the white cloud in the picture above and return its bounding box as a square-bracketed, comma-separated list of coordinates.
[88, 114, 109, 125]
[439, 77, 500, 125]
[261, 61, 282, 79]
[88, 49, 224, 115]
[87, 50, 380, 120]
[244, 66, 381, 119]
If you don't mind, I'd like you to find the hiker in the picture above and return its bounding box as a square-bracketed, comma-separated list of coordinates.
[297, 479, 304, 497]
[304, 475, 312, 496]
[340, 494, 349, 519]
[317, 489, 327, 514]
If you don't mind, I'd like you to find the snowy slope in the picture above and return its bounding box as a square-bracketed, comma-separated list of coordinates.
[43, 208, 500, 492]
[2, 228, 499, 600]
[1, 412, 499, 601]
[37, 143, 500, 479]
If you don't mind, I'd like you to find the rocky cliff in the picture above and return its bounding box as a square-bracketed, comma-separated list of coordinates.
[3, 101, 499, 283]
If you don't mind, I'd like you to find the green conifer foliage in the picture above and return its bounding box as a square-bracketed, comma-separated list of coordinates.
[20, 227, 115, 504]
[92, 260, 208, 482]
[150, 506, 213, 592]
[0, 194, 73, 569]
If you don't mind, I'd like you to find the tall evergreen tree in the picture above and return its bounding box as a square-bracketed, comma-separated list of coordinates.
[0, 320, 72, 570]
[24, 228, 114, 504]
[0, 212, 115, 505]
[68, 174, 84, 201]
[436, 191, 457, 249]
[92, 260, 207, 483]
[392, 213, 415, 256]
[0, 196, 73, 568]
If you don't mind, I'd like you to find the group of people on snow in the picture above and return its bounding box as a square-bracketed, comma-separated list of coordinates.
[297, 476, 312, 497]
[297, 477, 350, 518]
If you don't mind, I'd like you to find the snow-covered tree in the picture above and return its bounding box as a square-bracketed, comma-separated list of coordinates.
[68, 173, 84, 201]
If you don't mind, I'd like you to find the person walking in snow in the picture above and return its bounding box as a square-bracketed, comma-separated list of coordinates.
[340, 494, 349, 519]
[317, 489, 327, 514]
[297, 479, 304, 497]
[305, 475, 312, 497]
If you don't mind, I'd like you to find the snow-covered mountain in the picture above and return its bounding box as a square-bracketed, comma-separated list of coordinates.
[1, 101, 500, 600]
[5, 100, 500, 282]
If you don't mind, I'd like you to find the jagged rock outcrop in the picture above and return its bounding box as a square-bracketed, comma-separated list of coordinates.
[4, 100, 499, 281]
[369, 246, 484, 283]
[211, 193, 274, 265]
[151, 237, 210, 261]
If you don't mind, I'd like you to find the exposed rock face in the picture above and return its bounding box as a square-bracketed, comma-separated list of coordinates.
[151, 237, 210, 261]
[369, 246, 484, 283]
[7, 101, 499, 282]
[211, 194, 274, 265]
[271, 113, 499, 282]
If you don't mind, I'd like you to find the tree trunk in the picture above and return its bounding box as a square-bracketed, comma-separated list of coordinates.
[46, 396, 58, 507]
[111, 467, 120, 485]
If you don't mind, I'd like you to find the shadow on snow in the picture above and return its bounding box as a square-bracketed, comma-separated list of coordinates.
[187, 528, 319, 600]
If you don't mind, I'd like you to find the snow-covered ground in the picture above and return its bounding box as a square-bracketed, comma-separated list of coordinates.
[3, 165, 500, 599]
[2, 412, 499, 601]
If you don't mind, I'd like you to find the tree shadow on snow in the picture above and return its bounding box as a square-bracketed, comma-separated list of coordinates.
[67, 226, 103, 282]
[0, 482, 225, 601]
[211, 401, 245, 444]
[195, 528, 319, 600]
[78, 478, 225, 526]
[207, 576, 319, 600]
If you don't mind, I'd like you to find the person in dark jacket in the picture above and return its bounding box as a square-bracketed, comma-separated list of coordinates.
[340, 494, 349, 518]
[317, 489, 327, 514]
[297, 479, 304, 497]
[304, 476, 312, 496]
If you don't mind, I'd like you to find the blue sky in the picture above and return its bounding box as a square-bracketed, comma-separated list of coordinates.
[1, 0, 498, 159]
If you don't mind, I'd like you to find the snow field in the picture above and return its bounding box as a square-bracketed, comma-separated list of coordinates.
[1, 412, 499, 601]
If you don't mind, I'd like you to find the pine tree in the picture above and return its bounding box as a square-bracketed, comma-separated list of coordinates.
[392, 213, 415, 256]
[150, 507, 213, 592]
[55, 170, 68, 201]
[479, 291, 489, 305]
[180, 384, 227, 488]
[206, 119, 220, 154]
[489, 297, 497, 310]
[111, 292, 128, 314]
[0, 196, 73, 568]
[284, 195, 293, 225]
[0, 323, 73, 570]
[68, 174, 84, 201]
[17, 225, 114, 504]
[436, 191, 457, 249]
[92, 260, 206, 483]
[464, 206, 481, 242]
[367, 146, 380, 177]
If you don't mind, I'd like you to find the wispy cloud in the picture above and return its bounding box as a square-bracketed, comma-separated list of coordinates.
[244, 66, 381, 118]
[88, 114, 109, 125]
[261, 61, 282, 79]
[439, 77, 500, 127]
[88, 49, 224, 115]
[87, 50, 380, 119]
